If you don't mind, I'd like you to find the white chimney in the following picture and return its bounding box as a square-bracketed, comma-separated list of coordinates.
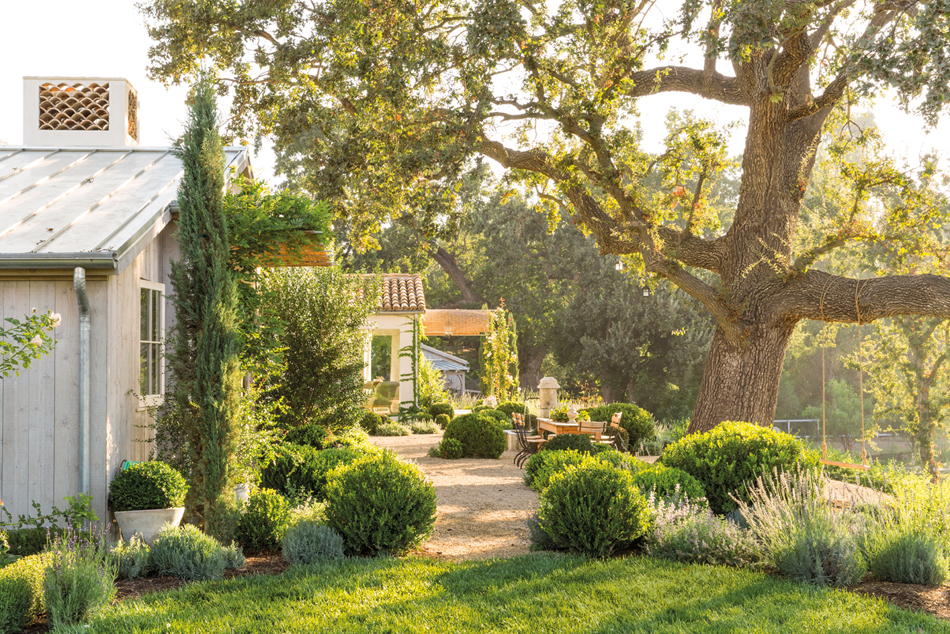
[23, 76, 139, 147]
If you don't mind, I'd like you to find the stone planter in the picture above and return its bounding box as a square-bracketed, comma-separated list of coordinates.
[114, 507, 185, 545]
[504, 430, 520, 452]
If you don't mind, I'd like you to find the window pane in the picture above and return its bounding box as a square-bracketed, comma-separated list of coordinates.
[141, 342, 149, 394]
[151, 290, 160, 341]
[140, 289, 149, 341]
[151, 342, 161, 395]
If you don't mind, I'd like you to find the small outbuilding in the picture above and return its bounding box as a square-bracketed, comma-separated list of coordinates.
[0, 77, 251, 522]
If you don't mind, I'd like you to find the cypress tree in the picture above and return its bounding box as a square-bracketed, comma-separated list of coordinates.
[167, 75, 242, 538]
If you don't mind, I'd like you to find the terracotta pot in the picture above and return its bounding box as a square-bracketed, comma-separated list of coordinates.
[114, 507, 185, 544]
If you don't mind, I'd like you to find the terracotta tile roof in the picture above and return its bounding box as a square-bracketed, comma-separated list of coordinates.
[373, 274, 426, 313]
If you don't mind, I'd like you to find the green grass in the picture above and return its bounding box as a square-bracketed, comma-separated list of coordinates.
[79, 554, 945, 633]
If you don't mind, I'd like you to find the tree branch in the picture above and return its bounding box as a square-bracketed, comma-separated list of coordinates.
[777, 270, 950, 324]
[627, 66, 748, 105]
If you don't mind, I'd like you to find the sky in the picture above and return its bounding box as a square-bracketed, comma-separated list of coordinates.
[0, 1, 946, 188]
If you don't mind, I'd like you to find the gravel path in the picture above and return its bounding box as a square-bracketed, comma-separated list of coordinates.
[369, 432, 539, 561]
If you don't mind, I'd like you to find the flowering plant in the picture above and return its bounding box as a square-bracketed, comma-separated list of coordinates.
[1, 309, 61, 378]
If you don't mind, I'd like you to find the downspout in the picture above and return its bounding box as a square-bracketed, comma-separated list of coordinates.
[74, 267, 91, 497]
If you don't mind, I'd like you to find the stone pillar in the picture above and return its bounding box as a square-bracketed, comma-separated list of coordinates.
[538, 377, 559, 419]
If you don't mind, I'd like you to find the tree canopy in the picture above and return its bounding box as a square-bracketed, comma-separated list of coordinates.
[143, 0, 950, 432]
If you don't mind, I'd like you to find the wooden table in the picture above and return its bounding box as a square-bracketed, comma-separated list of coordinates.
[537, 419, 580, 435]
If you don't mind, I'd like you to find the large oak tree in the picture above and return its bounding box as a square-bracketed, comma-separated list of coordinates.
[143, 0, 950, 432]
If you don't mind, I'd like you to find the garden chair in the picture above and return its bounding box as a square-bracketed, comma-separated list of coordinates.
[579, 420, 607, 441]
[513, 414, 545, 468]
[602, 412, 628, 452]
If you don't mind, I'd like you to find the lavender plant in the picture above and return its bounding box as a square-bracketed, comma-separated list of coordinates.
[645, 492, 759, 567]
[43, 521, 116, 629]
[736, 469, 866, 587]
[109, 535, 151, 580]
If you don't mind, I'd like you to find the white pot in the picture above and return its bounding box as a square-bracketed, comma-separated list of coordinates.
[504, 430, 520, 451]
[235, 483, 250, 504]
[114, 507, 185, 545]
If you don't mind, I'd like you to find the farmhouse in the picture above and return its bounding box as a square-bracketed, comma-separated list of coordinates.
[0, 77, 252, 522]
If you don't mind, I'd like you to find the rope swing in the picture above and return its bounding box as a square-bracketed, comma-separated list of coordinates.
[818, 275, 869, 472]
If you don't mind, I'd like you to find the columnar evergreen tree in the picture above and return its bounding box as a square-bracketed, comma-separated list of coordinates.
[168, 75, 243, 537]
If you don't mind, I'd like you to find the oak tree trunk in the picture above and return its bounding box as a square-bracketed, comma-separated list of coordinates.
[688, 322, 795, 434]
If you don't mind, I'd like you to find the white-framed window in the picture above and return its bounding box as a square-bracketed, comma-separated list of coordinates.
[140, 280, 165, 405]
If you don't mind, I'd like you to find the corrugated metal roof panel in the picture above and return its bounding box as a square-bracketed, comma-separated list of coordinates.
[0, 146, 248, 272]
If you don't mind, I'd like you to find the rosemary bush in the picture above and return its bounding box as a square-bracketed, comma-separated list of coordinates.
[375, 422, 411, 437]
[409, 419, 439, 434]
[150, 525, 234, 581]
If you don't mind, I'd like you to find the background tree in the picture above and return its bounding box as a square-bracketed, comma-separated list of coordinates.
[167, 76, 243, 538]
[144, 0, 950, 433]
[261, 268, 379, 430]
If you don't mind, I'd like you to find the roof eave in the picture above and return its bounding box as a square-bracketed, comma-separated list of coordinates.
[0, 252, 118, 270]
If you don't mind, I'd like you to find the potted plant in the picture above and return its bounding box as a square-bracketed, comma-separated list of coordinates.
[109, 461, 188, 544]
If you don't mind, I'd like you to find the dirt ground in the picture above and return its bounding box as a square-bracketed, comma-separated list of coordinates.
[369, 431, 540, 560]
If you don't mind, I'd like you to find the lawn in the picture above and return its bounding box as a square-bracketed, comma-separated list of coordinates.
[78, 554, 945, 633]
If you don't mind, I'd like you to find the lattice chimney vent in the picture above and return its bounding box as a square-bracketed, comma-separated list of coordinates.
[39, 82, 110, 131]
[23, 77, 140, 147]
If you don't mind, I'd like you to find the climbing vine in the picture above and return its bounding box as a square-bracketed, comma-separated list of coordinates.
[480, 308, 519, 402]
[399, 316, 422, 415]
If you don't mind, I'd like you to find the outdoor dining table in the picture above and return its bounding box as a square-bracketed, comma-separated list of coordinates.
[537, 418, 581, 435]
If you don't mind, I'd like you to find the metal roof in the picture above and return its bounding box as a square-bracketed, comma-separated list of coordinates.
[421, 343, 469, 373]
[0, 146, 250, 272]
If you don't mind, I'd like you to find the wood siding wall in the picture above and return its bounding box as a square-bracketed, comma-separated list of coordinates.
[0, 225, 173, 522]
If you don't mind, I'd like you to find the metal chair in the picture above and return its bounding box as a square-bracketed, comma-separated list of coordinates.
[604, 412, 629, 453]
[513, 413, 545, 468]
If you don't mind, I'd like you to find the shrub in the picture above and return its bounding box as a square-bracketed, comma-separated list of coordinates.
[646, 495, 758, 567]
[434, 414, 451, 430]
[109, 461, 189, 512]
[325, 450, 437, 556]
[542, 434, 605, 455]
[496, 401, 526, 417]
[524, 450, 641, 492]
[260, 445, 362, 502]
[410, 419, 439, 434]
[581, 403, 656, 448]
[5, 527, 54, 557]
[222, 542, 246, 570]
[866, 528, 948, 585]
[282, 521, 345, 565]
[737, 469, 865, 587]
[526, 512, 558, 552]
[0, 553, 51, 632]
[661, 421, 819, 515]
[524, 451, 586, 492]
[443, 413, 507, 459]
[43, 525, 116, 630]
[538, 460, 651, 557]
[375, 422, 411, 436]
[359, 411, 384, 435]
[110, 536, 151, 580]
[150, 524, 229, 581]
[631, 465, 706, 502]
[284, 423, 331, 449]
[236, 488, 292, 553]
[428, 403, 454, 421]
[477, 408, 511, 429]
[437, 438, 464, 459]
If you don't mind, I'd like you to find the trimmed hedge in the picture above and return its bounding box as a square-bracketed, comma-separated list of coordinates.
[260, 444, 363, 501]
[442, 413, 507, 459]
[581, 403, 656, 448]
[661, 421, 819, 515]
[284, 423, 331, 449]
[325, 450, 437, 556]
[434, 414, 451, 430]
[524, 450, 639, 492]
[0, 553, 50, 632]
[542, 434, 608, 455]
[236, 488, 292, 554]
[109, 461, 188, 512]
[427, 403, 454, 421]
[631, 465, 706, 502]
[538, 460, 651, 557]
[359, 412, 385, 435]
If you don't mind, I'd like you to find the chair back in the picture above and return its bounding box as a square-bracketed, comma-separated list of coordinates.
[579, 420, 606, 441]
